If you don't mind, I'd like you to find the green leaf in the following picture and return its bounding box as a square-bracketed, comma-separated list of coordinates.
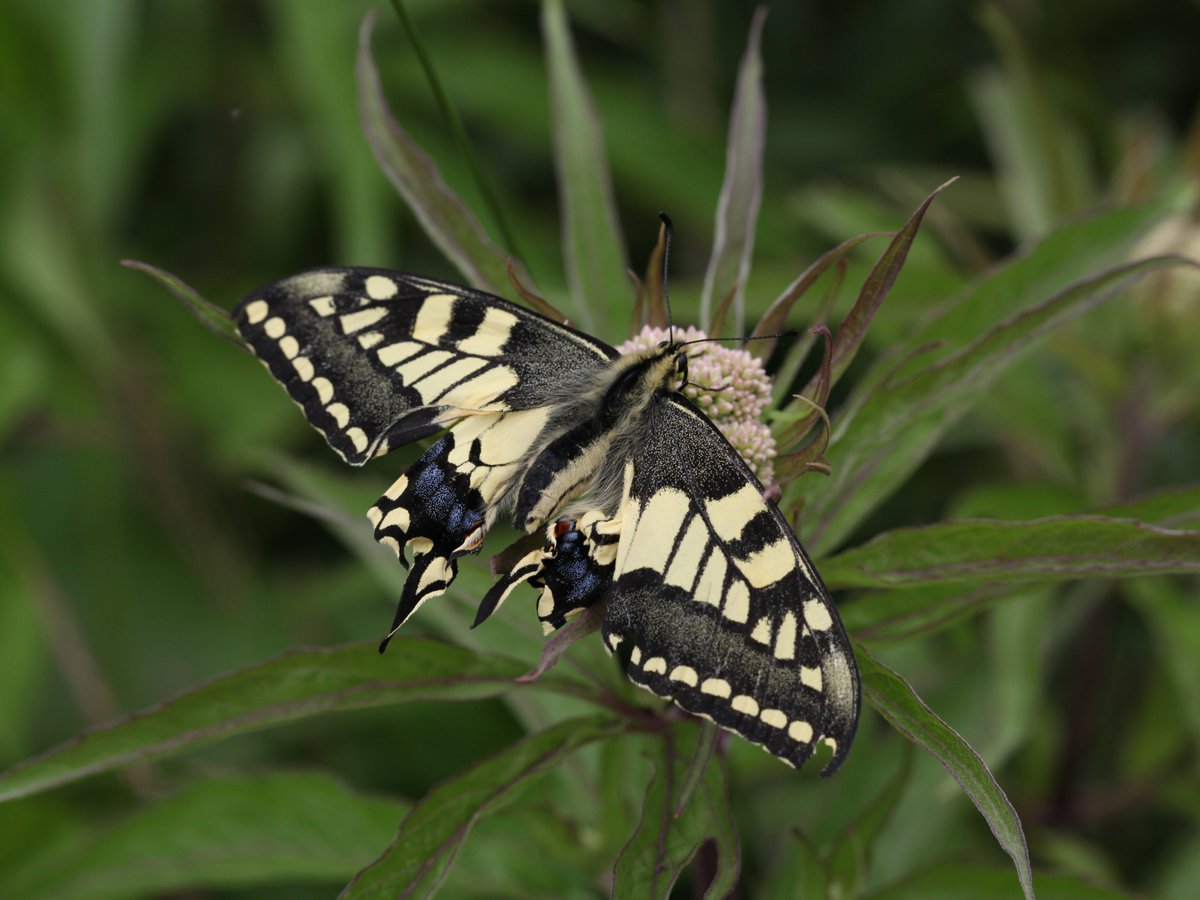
[1095, 482, 1200, 530]
[826, 744, 912, 897]
[839, 583, 1015, 644]
[356, 12, 532, 301]
[865, 861, 1127, 899]
[121, 260, 243, 349]
[700, 6, 766, 336]
[799, 179, 955, 399]
[611, 722, 741, 900]
[969, 7, 1094, 242]
[858, 649, 1034, 900]
[760, 828, 828, 900]
[894, 203, 1175, 369]
[597, 735, 657, 868]
[982, 588, 1054, 767]
[822, 515, 1200, 589]
[340, 715, 619, 898]
[0, 639, 585, 804]
[2, 772, 406, 900]
[803, 244, 1193, 553]
[385, 0, 522, 262]
[1126, 577, 1200, 746]
[751, 231, 886, 363]
[837, 485, 1200, 642]
[673, 720, 719, 819]
[542, 0, 626, 334]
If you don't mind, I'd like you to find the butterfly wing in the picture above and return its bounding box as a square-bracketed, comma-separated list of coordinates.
[235, 268, 616, 465]
[602, 394, 860, 773]
[236, 268, 618, 642]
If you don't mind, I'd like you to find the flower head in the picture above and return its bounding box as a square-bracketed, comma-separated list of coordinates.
[618, 325, 777, 485]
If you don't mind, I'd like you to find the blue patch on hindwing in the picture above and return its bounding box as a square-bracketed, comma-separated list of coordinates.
[372, 434, 486, 649]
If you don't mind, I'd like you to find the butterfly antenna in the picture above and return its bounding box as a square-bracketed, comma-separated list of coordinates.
[679, 329, 799, 348]
[659, 212, 675, 345]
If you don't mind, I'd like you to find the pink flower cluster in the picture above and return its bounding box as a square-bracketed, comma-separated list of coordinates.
[618, 326, 777, 485]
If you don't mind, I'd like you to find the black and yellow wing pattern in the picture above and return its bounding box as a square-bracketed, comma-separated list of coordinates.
[235, 267, 860, 773]
[603, 395, 858, 771]
[237, 267, 614, 464]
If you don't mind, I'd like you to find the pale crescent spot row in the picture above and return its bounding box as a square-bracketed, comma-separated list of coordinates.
[242, 299, 369, 456]
[625, 645, 818, 745]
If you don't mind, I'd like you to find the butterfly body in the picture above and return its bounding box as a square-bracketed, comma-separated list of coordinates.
[236, 266, 859, 772]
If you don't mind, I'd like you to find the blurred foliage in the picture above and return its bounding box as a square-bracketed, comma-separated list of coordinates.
[1, 0, 1199, 897]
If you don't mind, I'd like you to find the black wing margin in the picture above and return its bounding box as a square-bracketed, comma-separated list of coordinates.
[235, 268, 617, 464]
[602, 394, 860, 773]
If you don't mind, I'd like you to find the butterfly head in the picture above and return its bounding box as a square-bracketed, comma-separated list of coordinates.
[652, 338, 690, 385]
[672, 345, 689, 388]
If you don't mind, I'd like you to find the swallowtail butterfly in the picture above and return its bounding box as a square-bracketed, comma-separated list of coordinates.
[236, 253, 860, 773]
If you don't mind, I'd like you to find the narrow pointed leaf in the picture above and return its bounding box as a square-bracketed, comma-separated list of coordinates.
[834, 488, 1200, 642]
[505, 258, 571, 322]
[387, 0, 522, 260]
[700, 6, 767, 335]
[768, 255, 849, 409]
[612, 723, 740, 900]
[517, 600, 605, 683]
[752, 231, 886, 361]
[822, 515, 1200, 589]
[891, 202, 1176, 372]
[1094, 482, 1200, 530]
[969, 7, 1094, 243]
[858, 649, 1033, 900]
[122, 260, 243, 349]
[706, 282, 739, 341]
[639, 217, 669, 330]
[793, 179, 954, 400]
[839, 583, 1015, 644]
[340, 715, 620, 899]
[0, 639, 586, 804]
[2, 773, 406, 900]
[543, 0, 625, 331]
[357, 13, 532, 300]
[775, 324, 834, 459]
[802, 251, 1193, 553]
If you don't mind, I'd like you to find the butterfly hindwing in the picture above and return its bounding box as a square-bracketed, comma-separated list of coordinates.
[235, 268, 615, 465]
[602, 395, 860, 773]
[369, 407, 555, 641]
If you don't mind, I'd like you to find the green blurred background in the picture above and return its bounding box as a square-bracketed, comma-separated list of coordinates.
[1, 0, 1198, 897]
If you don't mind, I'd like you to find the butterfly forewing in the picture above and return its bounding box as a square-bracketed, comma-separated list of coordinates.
[234, 268, 615, 464]
[602, 395, 860, 773]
